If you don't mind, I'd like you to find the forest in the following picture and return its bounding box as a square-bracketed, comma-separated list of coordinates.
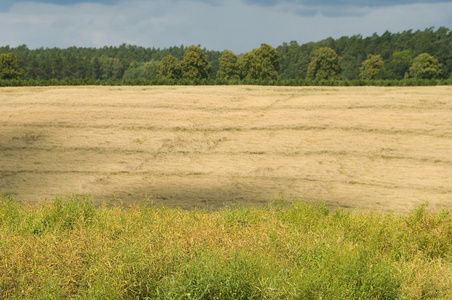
[0, 26, 451, 85]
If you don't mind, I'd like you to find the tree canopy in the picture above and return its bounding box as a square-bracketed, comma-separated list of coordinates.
[307, 47, 342, 80]
[216, 50, 239, 80]
[359, 54, 384, 80]
[409, 53, 443, 79]
[180, 45, 210, 79]
[240, 43, 280, 80]
[387, 50, 413, 79]
[278, 27, 451, 80]
[158, 55, 181, 79]
[0, 53, 23, 80]
[1, 26, 451, 83]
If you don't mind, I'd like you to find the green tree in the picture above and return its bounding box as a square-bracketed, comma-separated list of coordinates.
[239, 43, 280, 80]
[409, 53, 443, 79]
[216, 50, 239, 80]
[99, 56, 124, 80]
[180, 45, 210, 79]
[123, 61, 141, 80]
[359, 54, 384, 79]
[158, 55, 181, 79]
[140, 60, 159, 79]
[90, 56, 102, 79]
[123, 60, 159, 80]
[307, 47, 342, 80]
[338, 35, 365, 80]
[388, 50, 413, 79]
[239, 51, 259, 79]
[0, 53, 24, 80]
[277, 40, 311, 79]
[255, 43, 280, 75]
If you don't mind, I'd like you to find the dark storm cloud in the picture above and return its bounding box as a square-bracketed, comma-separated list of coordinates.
[243, 0, 452, 17]
[1, 0, 451, 52]
[0, 0, 118, 12]
[10, 0, 117, 4]
[244, 0, 452, 6]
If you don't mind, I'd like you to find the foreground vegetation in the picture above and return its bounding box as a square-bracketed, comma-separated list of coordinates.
[1, 195, 451, 299]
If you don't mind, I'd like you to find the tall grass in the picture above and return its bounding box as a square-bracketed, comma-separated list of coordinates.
[1, 194, 451, 299]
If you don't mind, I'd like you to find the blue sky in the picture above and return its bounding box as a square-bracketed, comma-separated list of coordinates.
[1, 0, 451, 53]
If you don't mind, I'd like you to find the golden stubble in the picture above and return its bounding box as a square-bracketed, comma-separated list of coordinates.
[1, 85, 451, 212]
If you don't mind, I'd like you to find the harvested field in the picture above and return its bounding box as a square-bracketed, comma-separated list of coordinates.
[1, 85, 451, 212]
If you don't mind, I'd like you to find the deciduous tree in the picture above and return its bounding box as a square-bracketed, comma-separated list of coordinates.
[158, 55, 181, 79]
[307, 47, 342, 80]
[216, 50, 239, 80]
[409, 53, 443, 79]
[255, 43, 280, 75]
[239, 43, 280, 80]
[123, 60, 159, 80]
[239, 51, 260, 79]
[359, 54, 384, 80]
[99, 56, 123, 80]
[180, 45, 210, 79]
[387, 50, 413, 79]
[0, 53, 24, 80]
[140, 60, 159, 80]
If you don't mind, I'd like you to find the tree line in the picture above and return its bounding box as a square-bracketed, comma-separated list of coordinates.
[0, 27, 451, 85]
[277, 26, 451, 81]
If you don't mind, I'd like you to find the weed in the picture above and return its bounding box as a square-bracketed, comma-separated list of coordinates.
[0, 194, 451, 299]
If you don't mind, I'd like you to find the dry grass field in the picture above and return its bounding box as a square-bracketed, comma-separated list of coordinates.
[1, 85, 451, 212]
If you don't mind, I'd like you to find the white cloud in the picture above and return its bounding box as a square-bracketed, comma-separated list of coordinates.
[0, 0, 451, 53]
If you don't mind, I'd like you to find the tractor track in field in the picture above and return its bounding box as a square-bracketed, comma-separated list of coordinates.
[1, 85, 452, 211]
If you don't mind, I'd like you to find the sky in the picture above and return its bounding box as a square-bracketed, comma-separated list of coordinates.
[1, 0, 452, 53]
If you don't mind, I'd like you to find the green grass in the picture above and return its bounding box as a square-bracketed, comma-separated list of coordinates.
[1, 194, 451, 299]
